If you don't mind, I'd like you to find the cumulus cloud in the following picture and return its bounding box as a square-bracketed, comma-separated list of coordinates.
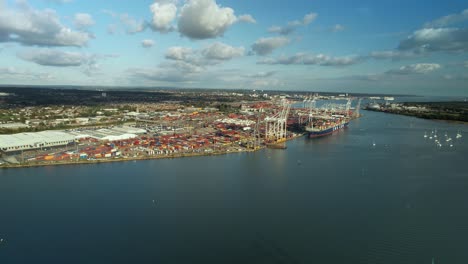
[251, 37, 290, 56]
[178, 0, 237, 39]
[398, 28, 468, 53]
[0, 2, 90, 46]
[268, 12, 317, 35]
[258, 53, 364, 66]
[165, 46, 194, 61]
[149, 0, 177, 33]
[165, 42, 244, 66]
[201, 42, 244, 60]
[141, 39, 155, 48]
[424, 9, 468, 28]
[386, 63, 441, 75]
[132, 42, 244, 83]
[237, 14, 256, 24]
[73, 13, 95, 30]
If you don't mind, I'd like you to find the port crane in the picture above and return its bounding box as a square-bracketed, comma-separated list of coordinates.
[264, 100, 291, 144]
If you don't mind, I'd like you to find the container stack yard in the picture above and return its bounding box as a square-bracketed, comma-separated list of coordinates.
[0, 95, 361, 167]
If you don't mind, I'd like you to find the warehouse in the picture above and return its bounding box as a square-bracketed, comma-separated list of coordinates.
[65, 126, 146, 141]
[0, 131, 75, 153]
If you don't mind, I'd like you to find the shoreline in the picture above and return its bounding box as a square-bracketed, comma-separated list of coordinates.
[1, 134, 305, 170]
[364, 109, 468, 125]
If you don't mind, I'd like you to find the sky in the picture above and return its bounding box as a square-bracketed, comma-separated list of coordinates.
[0, 0, 467, 96]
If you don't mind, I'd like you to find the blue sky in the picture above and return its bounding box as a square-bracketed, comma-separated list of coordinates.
[0, 0, 467, 96]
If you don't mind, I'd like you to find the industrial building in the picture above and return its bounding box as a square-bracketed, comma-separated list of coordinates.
[0, 131, 75, 153]
[0, 126, 146, 154]
[65, 126, 146, 141]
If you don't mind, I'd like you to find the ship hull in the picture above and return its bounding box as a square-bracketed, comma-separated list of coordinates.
[308, 122, 349, 138]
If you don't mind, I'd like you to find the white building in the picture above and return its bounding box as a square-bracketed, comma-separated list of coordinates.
[0, 131, 75, 153]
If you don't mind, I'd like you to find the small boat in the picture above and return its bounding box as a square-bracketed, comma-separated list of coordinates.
[424, 132, 428, 138]
[456, 131, 462, 139]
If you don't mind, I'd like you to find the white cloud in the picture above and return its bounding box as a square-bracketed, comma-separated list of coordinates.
[331, 24, 345, 32]
[165, 47, 194, 61]
[127, 68, 185, 83]
[237, 14, 256, 24]
[119, 13, 145, 34]
[178, 0, 237, 39]
[149, 42, 245, 84]
[17, 48, 116, 76]
[103, 10, 145, 34]
[258, 52, 364, 66]
[73, 13, 95, 30]
[0, 2, 90, 46]
[251, 37, 290, 56]
[165, 42, 244, 67]
[387, 63, 441, 75]
[424, 9, 468, 28]
[243, 71, 276, 78]
[370, 50, 418, 60]
[302, 13, 318, 25]
[398, 28, 468, 53]
[141, 39, 155, 48]
[268, 25, 296, 35]
[201, 42, 244, 60]
[268, 12, 317, 35]
[150, 0, 177, 33]
[18, 49, 86, 66]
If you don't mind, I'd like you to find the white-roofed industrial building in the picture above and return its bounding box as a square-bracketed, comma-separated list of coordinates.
[65, 126, 146, 141]
[0, 126, 146, 154]
[0, 131, 75, 153]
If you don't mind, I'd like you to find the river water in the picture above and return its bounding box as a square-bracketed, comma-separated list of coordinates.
[0, 109, 467, 264]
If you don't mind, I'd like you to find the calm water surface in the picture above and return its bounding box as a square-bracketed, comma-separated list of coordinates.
[1, 110, 467, 264]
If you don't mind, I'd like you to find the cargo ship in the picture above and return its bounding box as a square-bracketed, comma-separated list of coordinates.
[305, 117, 349, 138]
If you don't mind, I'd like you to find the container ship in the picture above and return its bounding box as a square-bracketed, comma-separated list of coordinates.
[305, 116, 349, 138]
